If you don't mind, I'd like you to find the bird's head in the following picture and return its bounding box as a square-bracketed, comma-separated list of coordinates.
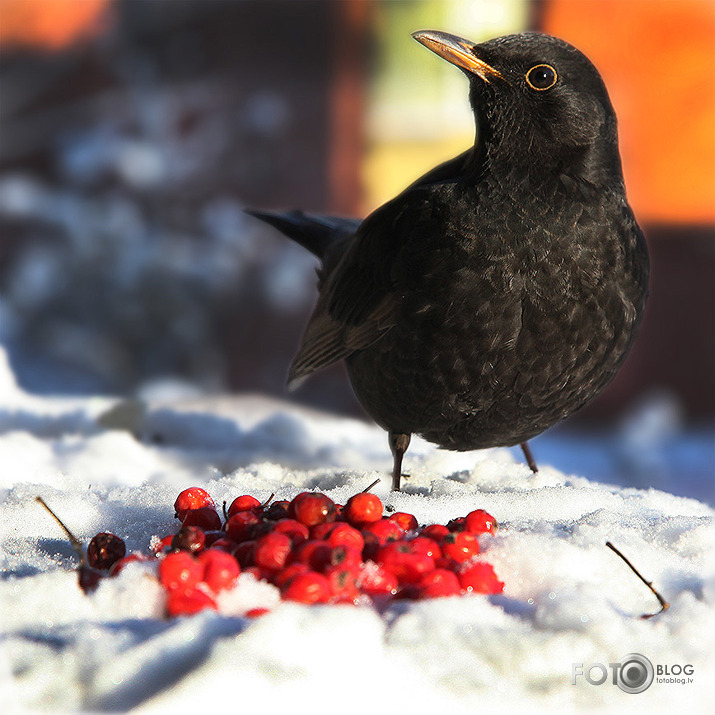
[413, 30, 623, 183]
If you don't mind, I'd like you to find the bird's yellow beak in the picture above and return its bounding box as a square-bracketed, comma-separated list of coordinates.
[412, 30, 504, 84]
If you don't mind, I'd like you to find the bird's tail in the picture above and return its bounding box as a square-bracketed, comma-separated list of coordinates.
[245, 209, 359, 260]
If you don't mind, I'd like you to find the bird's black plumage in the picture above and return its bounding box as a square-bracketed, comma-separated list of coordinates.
[248, 31, 649, 490]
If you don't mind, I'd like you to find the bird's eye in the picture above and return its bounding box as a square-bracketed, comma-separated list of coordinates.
[525, 64, 557, 91]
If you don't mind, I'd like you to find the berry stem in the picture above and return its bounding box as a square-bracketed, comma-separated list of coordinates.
[36, 496, 86, 565]
[605, 541, 669, 619]
[262, 492, 275, 508]
[361, 479, 381, 494]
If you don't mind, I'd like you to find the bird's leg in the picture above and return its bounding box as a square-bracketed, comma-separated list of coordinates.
[388, 432, 411, 491]
[520, 441, 538, 473]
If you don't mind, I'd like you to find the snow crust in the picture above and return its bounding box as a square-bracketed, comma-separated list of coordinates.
[1, 346, 713, 713]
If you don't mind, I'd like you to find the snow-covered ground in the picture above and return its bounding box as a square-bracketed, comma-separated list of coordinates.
[1, 344, 713, 713]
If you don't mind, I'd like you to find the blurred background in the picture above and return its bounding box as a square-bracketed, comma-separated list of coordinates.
[0, 0, 713, 499]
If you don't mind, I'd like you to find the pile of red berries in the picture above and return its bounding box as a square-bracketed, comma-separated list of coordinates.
[66, 488, 504, 616]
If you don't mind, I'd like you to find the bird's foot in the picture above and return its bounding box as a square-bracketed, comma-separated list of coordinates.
[520, 441, 539, 473]
[389, 432, 412, 491]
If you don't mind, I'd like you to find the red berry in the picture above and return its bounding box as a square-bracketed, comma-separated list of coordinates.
[434, 556, 461, 572]
[182, 507, 222, 531]
[225, 510, 262, 541]
[159, 551, 203, 591]
[271, 519, 310, 546]
[226, 495, 262, 518]
[232, 540, 256, 567]
[421, 524, 450, 543]
[243, 565, 271, 581]
[441, 532, 480, 563]
[202, 530, 226, 546]
[447, 516, 466, 532]
[273, 562, 310, 589]
[357, 561, 398, 597]
[174, 488, 215, 520]
[376, 541, 435, 584]
[325, 523, 364, 552]
[281, 571, 331, 604]
[362, 519, 403, 544]
[78, 565, 104, 593]
[408, 535, 442, 560]
[418, 569, 461, 598]
[87, 532, 126, 570]
[207, 537, 235, 552]
[361, 519, 403, 560]
[326, 566, 360, 603]
[251, 521, 277, 540]
[151, 534, 175, 554]
[288, 492, 337, 527]
[328, 545, 362, 573]
[343, 493, 383, 527]
[166, 587, 217, 617]
[199, 549, 241, 592]
[171, 526, 206, 554]
[464, 509, 498, 535]
[263, 500, 291, 521]
[246, 607, 271, 618]
[457, 561, 504, 594]
[109, 552, 148, 576]
[309, 522, 336, 541]
[291, 540, 333, 572]
[388, 512, 419, 532]
[254, 532, 292, 571]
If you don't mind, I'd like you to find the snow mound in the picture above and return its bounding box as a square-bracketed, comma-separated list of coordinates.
[1, 346, 713, 712]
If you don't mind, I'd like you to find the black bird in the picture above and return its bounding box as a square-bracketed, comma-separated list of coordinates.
[248, 30, 649, 490]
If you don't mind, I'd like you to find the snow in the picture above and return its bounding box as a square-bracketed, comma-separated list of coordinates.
[1, 344, 713, 713]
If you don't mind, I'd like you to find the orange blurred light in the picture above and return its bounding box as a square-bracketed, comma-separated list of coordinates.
[0, 0, 111, 51]
[543, 0, 715, 225]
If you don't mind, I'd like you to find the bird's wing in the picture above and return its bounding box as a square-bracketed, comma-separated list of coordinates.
[287, 196, 424, 388]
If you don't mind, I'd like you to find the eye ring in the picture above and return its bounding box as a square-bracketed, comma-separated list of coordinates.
[525, 64, 558, 91]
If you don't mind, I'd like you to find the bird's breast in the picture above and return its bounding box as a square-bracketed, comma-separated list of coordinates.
[345, 183, 646, 450]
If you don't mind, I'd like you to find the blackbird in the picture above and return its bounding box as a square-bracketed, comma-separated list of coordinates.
[248, 30, 649, 490]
